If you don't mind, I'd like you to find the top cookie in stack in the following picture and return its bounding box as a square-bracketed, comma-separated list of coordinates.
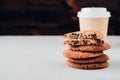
[63, 30, 111, 69]
[64, 30, 104, 39]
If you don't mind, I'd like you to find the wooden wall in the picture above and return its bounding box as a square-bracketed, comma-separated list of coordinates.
[0, 0, 120, 35]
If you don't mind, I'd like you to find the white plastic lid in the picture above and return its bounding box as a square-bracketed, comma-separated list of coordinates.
[77, 7, 111, 18]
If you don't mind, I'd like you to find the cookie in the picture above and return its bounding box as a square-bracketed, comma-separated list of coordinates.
[67, 60, 109, 69]
[70, 43, 111, 52]
[64, 30, 104, 39]
[64, 38, 104, 46]
[63, 49, 103, 59]
[68, 54, 109, 63]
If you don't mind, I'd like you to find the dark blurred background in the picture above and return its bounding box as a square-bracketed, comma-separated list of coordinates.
[0, 0, 120, 35]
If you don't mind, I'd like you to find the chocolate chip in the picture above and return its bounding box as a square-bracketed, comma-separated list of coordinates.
[73, 40, 79, 45]
[71, 33, 80, 39]
[71, 33, 76, 36]
[76, 33, 79, 37]
[91, 33, 97, 38]
[83, 39, 87, 45]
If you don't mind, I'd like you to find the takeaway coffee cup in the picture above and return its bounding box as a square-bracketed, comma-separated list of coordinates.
[77, 7, 111, 38]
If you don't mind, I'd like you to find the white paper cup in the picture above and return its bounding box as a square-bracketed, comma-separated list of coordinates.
[77, 7, 111, 39]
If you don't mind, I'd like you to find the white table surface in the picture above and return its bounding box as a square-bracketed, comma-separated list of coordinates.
[0, 36, 120, 80]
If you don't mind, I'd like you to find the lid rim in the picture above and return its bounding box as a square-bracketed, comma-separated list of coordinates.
[77, 7, 111, 18]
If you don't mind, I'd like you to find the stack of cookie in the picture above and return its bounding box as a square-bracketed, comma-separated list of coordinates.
[63, 30, 111, 69]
